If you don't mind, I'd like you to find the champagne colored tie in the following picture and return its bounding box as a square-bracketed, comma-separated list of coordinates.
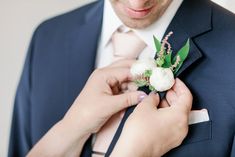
[112, 30, 146, 60]
[92, 29, 146, 157]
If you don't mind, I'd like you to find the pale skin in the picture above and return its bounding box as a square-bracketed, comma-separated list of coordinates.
[111, 79, 192, 157]
[110, 0, 173, 29]
[27, 60, 193, 157]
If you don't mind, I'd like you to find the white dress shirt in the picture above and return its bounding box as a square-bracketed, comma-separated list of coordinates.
[95, 0, 183, 68]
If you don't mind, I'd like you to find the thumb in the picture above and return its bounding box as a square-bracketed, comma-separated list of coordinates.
[111, 91, 147, 111]
[140, 92, 160, 108]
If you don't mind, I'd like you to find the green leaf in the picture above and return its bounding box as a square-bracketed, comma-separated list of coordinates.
[173, 61, 183, 75]
[149, 85, 156, 91]
[172, 39, 190, 74]
[162, 51, 172, 68]
[143, 70, 152, 78]
[153, 35, 161, 54]
[134, 79, 148, 87]
[156, 57, 165, 67]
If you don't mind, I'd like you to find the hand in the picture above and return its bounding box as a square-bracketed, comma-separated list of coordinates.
[63, 60, 147, 135]
[111, 78, 193, 157]
[27, 60, 146, 157]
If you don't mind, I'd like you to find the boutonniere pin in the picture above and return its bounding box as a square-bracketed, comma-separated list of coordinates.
[130, 32, 190, 92]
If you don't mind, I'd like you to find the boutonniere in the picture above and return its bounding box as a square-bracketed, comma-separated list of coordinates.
[130, 32, 190, 92]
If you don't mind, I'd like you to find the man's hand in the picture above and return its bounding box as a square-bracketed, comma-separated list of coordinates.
[111, 78, 193, 157]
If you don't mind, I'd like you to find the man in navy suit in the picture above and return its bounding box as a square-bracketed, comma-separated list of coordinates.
[8, 0, 235, 156]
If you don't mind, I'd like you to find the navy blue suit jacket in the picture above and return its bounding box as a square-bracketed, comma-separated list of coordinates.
[8, 0, 235, 156]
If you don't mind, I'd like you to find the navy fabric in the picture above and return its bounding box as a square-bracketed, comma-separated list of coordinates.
[8, 0, 235, 157]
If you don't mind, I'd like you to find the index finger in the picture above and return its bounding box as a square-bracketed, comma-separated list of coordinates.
[103, 67, 133, 84]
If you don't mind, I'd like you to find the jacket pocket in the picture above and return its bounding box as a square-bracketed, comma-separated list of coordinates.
[182, 120, 212, 145]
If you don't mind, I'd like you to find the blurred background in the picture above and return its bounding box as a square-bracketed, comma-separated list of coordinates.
[0, 0, 235, 156]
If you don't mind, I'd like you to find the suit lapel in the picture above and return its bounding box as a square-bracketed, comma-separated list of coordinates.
[106, 0, 212, 156]
[66, 0, 104, 102]
[162, 0, 212, 77]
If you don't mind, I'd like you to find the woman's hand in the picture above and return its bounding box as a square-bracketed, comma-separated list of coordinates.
[27, 60, 146, 157]
[64, 60, 147, 134]
[111, 78, 193, 157]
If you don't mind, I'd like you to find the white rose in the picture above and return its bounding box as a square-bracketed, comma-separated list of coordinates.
[150, 67, 175, 92]
[130, 59, 156, 77]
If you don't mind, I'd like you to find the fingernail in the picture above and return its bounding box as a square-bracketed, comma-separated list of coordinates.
[138, 93, 147, 102]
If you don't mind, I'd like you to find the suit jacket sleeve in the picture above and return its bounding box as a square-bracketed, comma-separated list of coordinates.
[8, 29, 38, 157]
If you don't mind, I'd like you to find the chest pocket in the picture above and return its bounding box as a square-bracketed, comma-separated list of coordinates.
[183, 120, 212, 145]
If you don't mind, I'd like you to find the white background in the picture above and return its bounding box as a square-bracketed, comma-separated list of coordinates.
[0, 0, 235, 156]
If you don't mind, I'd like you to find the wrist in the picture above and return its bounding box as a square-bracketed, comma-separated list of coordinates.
[60, 118, 91, 141]
[27, 119, 91, 157]
[63, 105, 94, 135]
[110, 133, 144, 157]
[111, 131, 164, 157]
[55, 119, 91, 156]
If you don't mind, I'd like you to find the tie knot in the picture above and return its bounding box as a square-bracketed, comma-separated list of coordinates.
[112, 29, 146, 60]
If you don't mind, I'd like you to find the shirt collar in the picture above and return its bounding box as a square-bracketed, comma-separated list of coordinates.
[100, 0, 183, 51]
[100, 0, 123, 48]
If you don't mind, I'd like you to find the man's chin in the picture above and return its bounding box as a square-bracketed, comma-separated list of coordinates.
[121, 18, 154, 29]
